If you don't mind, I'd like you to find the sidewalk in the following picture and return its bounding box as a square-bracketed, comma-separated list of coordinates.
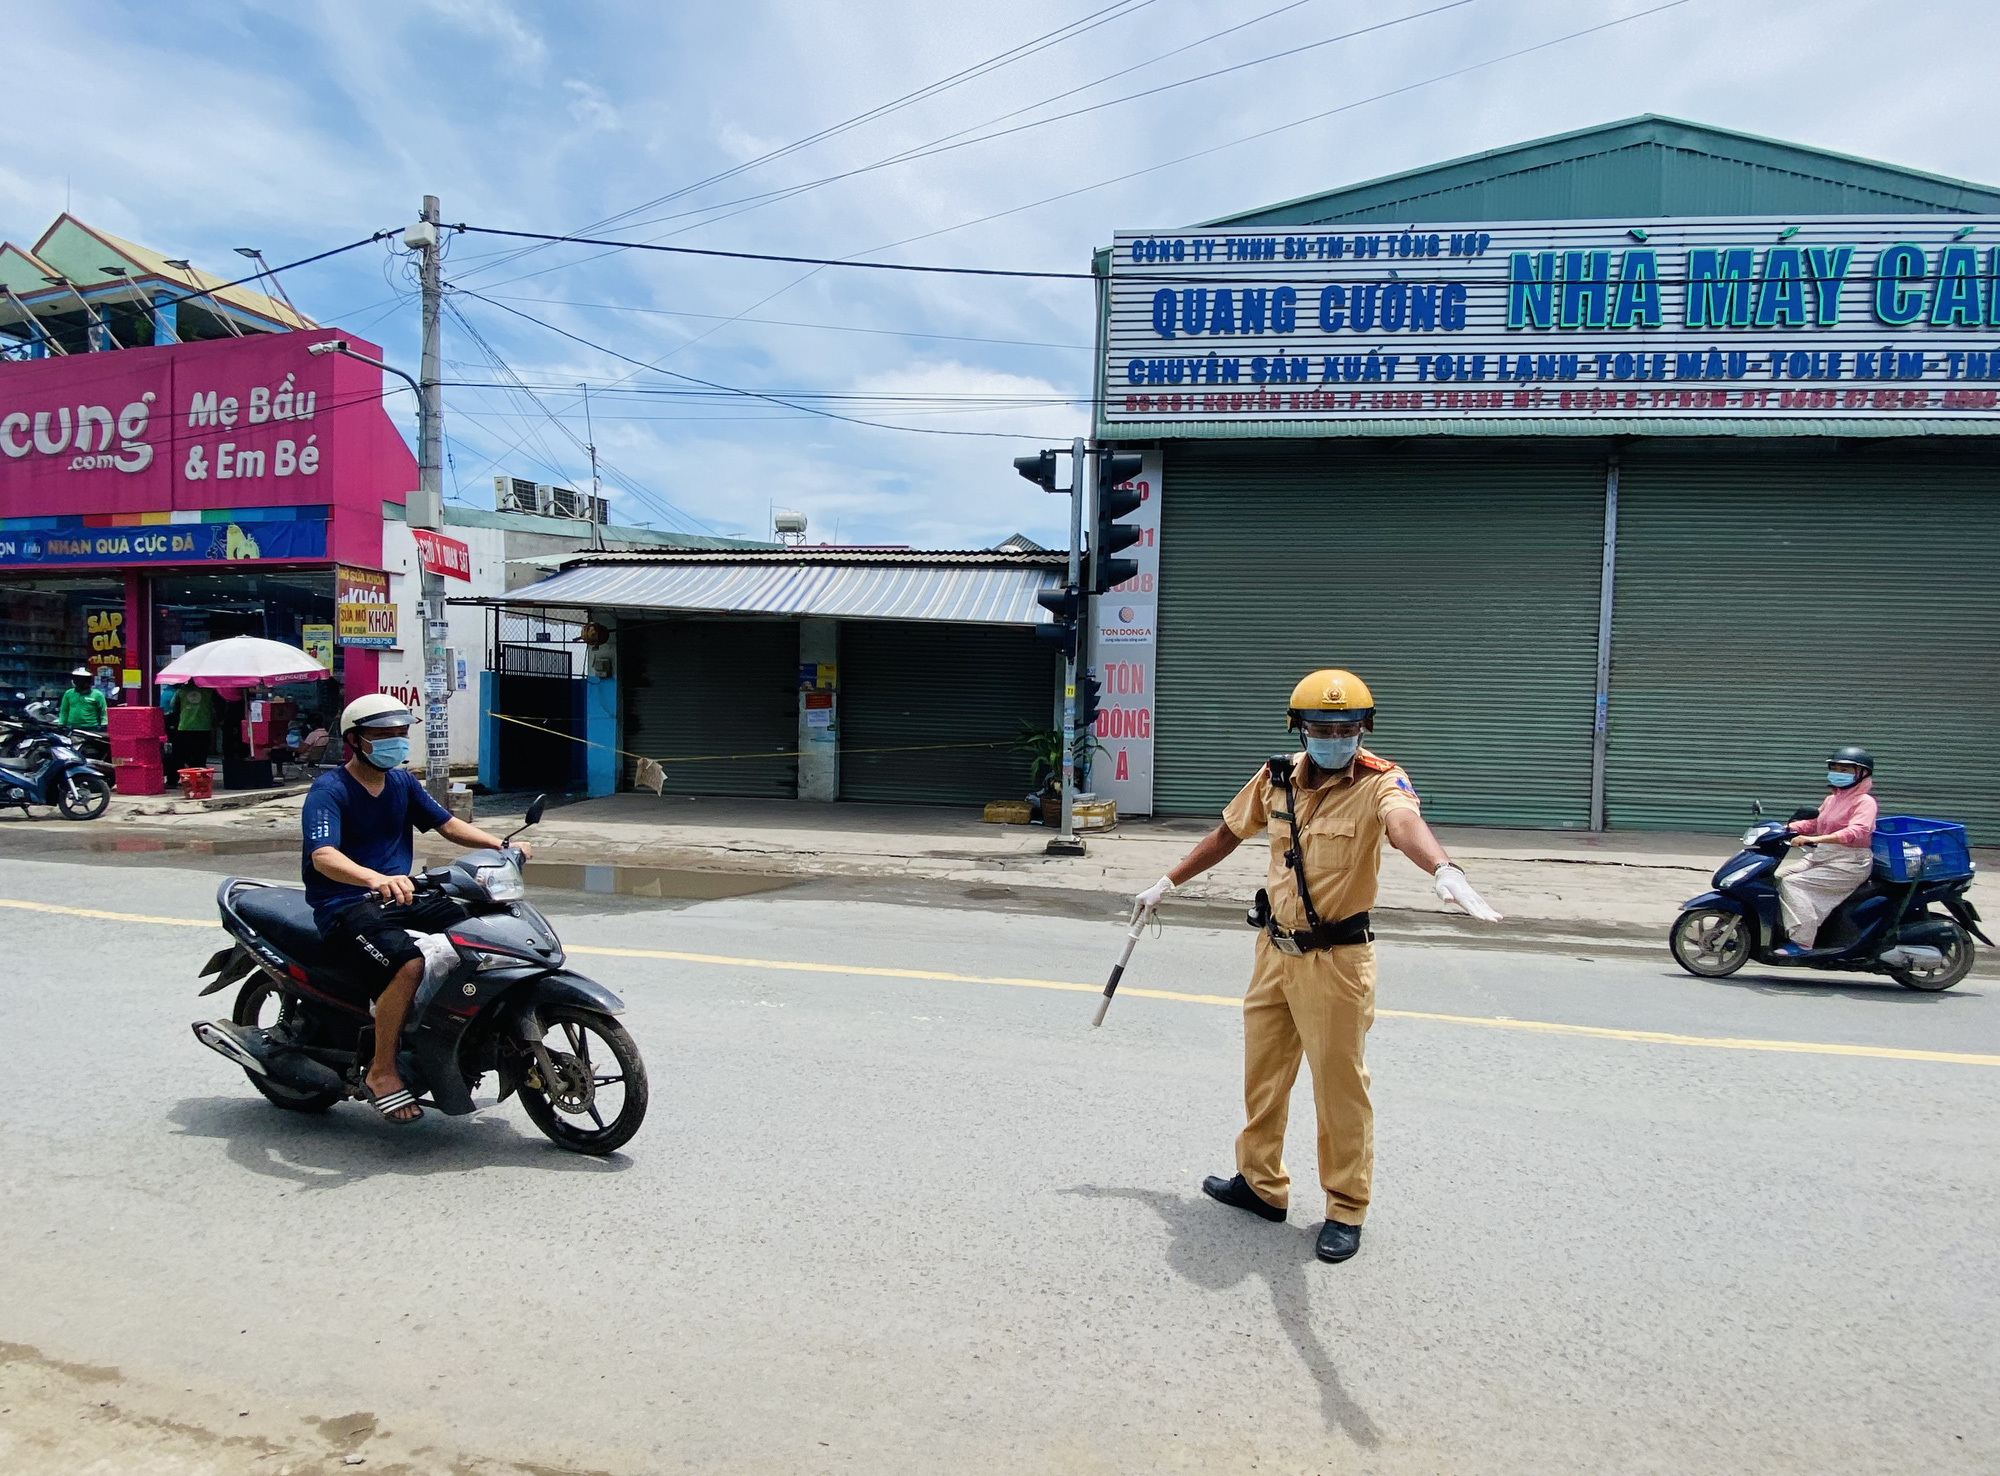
[59, 787, 1996, 954]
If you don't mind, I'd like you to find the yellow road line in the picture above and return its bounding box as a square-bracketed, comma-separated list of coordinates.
[1, 897, 215, 929]
[6, 896, 1997, 1068]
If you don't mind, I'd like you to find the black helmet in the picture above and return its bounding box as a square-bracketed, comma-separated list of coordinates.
[1829, 745, 1874, 775]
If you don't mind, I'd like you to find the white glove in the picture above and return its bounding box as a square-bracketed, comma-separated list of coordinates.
[1133, 874, 1175, 921]
[1433, 864, 1503, 922]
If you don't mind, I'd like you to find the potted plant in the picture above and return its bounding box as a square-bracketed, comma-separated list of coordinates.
[1012, 723, 1107, 823]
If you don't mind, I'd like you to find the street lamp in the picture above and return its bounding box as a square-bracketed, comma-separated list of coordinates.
[308, 337, 419, 398]
[234, 245, 301, 319]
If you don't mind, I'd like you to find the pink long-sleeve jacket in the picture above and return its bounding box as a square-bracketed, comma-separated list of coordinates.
[1789, 775, 1878, 848]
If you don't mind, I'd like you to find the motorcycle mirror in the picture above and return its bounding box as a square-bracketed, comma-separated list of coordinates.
[1750, 800, 1763, 816]
[503, 793, 547, 846]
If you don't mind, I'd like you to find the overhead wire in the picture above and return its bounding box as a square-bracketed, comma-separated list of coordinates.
[442, 298, 716, 533]
[861, 0, 1694, 259]
[479, 293, 1093, 352]
[455, 0, 1160, 284]
[597, 0, 1480, 247]
[447, 285, 1080, 441]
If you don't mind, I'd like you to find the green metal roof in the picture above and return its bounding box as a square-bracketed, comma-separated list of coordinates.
[1205, 115, 2000, 229]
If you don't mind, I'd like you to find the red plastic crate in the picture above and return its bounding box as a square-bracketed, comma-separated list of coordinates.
[116, 764, 166, 796]
[110, 734, 164, 761]
[177, 767, 214, 800]
[109, 704, 166, 739]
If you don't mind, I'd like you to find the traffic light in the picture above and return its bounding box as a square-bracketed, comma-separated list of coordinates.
[1074, 672, 1104, 738]
[1035, 586, 1079, 661]
[1088, 449, 1145, 594]
[1013, 449, 1061, 492]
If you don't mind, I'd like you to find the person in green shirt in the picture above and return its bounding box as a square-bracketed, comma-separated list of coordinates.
[59, 668, 108, 730]
[169, 682, 218, 770]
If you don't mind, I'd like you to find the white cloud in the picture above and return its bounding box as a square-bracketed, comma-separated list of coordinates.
[8, 0, 2000, 548]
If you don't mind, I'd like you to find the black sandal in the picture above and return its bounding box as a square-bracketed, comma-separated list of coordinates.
[362, 1084, 423, 1124]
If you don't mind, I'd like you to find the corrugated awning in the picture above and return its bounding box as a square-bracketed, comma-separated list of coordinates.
[480, 559, 1064, 626]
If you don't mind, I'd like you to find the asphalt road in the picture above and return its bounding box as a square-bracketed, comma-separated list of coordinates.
[1, 850, 1995, 1475]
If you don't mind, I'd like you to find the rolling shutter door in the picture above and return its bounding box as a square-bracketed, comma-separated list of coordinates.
[1605, 441, 2000, 841]
[1154, 441, 1605, 827]
[840, 621, 1058, 804]
[618, 618, 798, 798]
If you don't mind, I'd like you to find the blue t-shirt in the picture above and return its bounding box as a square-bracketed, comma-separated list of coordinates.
[302, 767, 453, 927]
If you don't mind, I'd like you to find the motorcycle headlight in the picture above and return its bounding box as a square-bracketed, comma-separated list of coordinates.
[1741, 827, 1765, 847]
[472, 858, 525, 902]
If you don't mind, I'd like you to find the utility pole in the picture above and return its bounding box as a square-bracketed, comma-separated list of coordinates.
[408, 196, 451, 804]
[580, 382, 604, 552]
[1047, 436, 1090, 857]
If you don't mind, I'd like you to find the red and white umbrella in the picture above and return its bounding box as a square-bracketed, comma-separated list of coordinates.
[155, 636, 330, 694]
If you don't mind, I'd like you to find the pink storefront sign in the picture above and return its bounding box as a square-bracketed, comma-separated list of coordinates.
[0, 330, 416, 568]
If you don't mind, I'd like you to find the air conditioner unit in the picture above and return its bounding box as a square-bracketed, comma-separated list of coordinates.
[549, 485, 581, 519]
[532, 483, 556, 515]
[588, 496, 609, 525]
[495, 476, 540, 514]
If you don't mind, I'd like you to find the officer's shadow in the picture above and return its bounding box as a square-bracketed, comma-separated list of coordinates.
[1063, 1185, 1381, 1448]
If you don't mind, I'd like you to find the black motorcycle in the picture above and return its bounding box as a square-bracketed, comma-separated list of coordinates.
[191, 796, 648, 1154]
[1670, 806, 1988, 992]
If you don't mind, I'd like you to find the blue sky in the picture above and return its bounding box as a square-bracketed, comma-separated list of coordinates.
[5, 0, 1997, 546]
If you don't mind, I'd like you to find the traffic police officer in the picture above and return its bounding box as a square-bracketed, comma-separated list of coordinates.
[1132, 669, 1502, 1263]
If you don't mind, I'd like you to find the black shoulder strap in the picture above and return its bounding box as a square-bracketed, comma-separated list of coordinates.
[1269, 759, 1324, 933]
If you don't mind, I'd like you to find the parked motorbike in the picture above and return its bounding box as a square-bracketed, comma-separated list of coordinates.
[191, 796, 648, 1154]
[0, 737, 113, 820]
[0, 698, 114, 776]
[1670, 805, 1988, 992]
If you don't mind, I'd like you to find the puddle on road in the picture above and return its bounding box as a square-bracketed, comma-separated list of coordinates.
[82, 836, 290, 856]
[523, 861, 795, 901]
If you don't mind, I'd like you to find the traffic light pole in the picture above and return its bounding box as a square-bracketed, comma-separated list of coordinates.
[1048, 435, 1089, 857]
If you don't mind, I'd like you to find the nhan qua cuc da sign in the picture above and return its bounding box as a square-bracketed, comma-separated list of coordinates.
[1104, 217, 2000, 425]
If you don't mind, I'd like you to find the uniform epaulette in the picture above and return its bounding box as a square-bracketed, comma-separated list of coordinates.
[1354, 750, 1394, 773]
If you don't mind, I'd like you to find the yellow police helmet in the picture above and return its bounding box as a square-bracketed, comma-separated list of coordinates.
[1287, 668, 1375, 731]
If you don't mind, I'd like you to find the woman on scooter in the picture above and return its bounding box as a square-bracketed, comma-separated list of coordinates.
[1774, 746, 1879, 957]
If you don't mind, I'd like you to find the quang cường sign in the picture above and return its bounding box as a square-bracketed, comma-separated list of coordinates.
[1103, 216, 2000, 428]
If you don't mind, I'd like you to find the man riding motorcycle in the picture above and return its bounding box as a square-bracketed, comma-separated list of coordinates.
[303, 694, 530, 1123]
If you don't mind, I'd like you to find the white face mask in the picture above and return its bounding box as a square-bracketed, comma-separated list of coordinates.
[1827, 769, 1859, 789]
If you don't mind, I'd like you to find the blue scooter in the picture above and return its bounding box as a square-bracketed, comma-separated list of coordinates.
[0, 735, 112, 820]
[1670, 806, 1988, 992]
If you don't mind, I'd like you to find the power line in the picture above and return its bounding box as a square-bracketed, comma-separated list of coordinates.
[442, 299, 716, 533]
[447, 286, 1079, 441]
[607, 0, 1479, 246]
[479, 293, 1093, 351]
[456, 0, 1158, 284]
[861, 0, 1694, 260]
[455, 225, 1092, 280]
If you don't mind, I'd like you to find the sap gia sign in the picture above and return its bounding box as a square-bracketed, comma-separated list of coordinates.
[1103, 216, 2000, 428]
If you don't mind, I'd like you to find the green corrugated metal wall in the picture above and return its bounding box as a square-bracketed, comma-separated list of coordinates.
[1155, 442, 1606, 825]
[839, 622, 1056, 804]
[1605, 442, 2000, 841]
[619, 618, 798, 798]
[1210, 116, 2000, 229]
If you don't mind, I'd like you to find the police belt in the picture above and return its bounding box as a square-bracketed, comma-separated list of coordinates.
[1247, 888, 1373, 953]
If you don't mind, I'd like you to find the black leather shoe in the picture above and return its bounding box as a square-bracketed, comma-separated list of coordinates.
[1315, 1219, 1362, 1263]
[1201, 1173, 1286, 1223]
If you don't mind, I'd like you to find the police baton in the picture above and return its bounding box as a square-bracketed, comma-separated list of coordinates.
[1092, 906, 1150, 1027]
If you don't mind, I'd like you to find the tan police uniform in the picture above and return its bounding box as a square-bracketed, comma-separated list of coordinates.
[1220, 747, 1422, 1226]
